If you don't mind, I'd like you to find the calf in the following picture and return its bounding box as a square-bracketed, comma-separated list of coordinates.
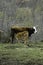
[15, 31, 28, 44]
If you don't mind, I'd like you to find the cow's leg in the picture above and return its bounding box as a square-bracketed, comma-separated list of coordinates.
[24, 32, 28, 44]
[24, 37, 26, 44]
[11, 31, 15, 43]
[15, 34, 20, 43]
[16, 37, 19, 43]
[12, 35, 14, 43]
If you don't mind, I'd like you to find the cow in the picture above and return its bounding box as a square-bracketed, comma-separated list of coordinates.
[15, 31, 28, 44]
[10, 26, 37, 43]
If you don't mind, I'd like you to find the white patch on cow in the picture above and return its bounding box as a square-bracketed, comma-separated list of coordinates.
[33, 26, 37, 33]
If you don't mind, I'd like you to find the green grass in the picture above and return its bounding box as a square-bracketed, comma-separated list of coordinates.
[0, 42, 43, 65]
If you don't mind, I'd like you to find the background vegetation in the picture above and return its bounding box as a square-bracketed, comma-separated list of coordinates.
[0, 0, 43, 65]
[0, 0, 43, 42]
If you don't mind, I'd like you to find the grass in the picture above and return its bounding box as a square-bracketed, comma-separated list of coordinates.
[0, 42, 43, 65]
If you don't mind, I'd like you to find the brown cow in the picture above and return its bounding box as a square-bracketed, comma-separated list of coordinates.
[15, 31, 28, 44]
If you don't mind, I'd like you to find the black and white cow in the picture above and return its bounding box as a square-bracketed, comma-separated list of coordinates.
[10, 26, 37, 43]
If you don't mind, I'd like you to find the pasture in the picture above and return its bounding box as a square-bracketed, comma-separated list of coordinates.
[0, 42, 43, 65]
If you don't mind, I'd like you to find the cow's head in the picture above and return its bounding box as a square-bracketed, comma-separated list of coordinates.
[28, 26, 37, 37]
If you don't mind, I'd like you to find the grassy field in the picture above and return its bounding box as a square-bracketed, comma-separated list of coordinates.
[0, 42, 43, 65]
